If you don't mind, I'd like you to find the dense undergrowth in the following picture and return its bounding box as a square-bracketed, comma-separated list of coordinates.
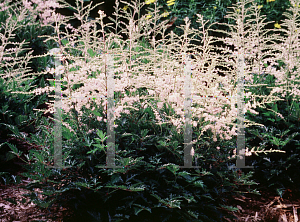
[0, 0, 299, 221]
[244, 72, 300, 196]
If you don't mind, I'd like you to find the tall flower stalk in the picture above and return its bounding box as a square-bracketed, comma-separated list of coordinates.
[7, 0, 299, 148]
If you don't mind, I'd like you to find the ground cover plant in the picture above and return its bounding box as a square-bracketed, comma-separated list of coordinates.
[0, 0, 299, 221]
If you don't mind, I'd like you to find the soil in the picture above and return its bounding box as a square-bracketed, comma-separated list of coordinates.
[222, 188, 300, 221]
[0, 135, 73, 221]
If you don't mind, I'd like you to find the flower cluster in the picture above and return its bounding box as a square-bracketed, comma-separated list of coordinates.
[10, 0, 298, 146]
[22, 0, 63, 26]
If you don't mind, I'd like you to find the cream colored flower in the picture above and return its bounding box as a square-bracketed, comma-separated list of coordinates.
[190, 147, 195, 156]
[98, 10, 106, 19]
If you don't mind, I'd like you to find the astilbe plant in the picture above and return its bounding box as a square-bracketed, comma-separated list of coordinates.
[234, 0, 300, 196]
[27, 0, 283, 142]
[2, 0, 300, 221]
[0, 0, 60, 184]
[0, 0, 63, 134]
[243, 1, 300, 191]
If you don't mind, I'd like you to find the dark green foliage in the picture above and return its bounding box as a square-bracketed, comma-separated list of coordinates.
[245, 69, 300, 196]
[151, 0, 292, 50]
[2, 91, 259, 221]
